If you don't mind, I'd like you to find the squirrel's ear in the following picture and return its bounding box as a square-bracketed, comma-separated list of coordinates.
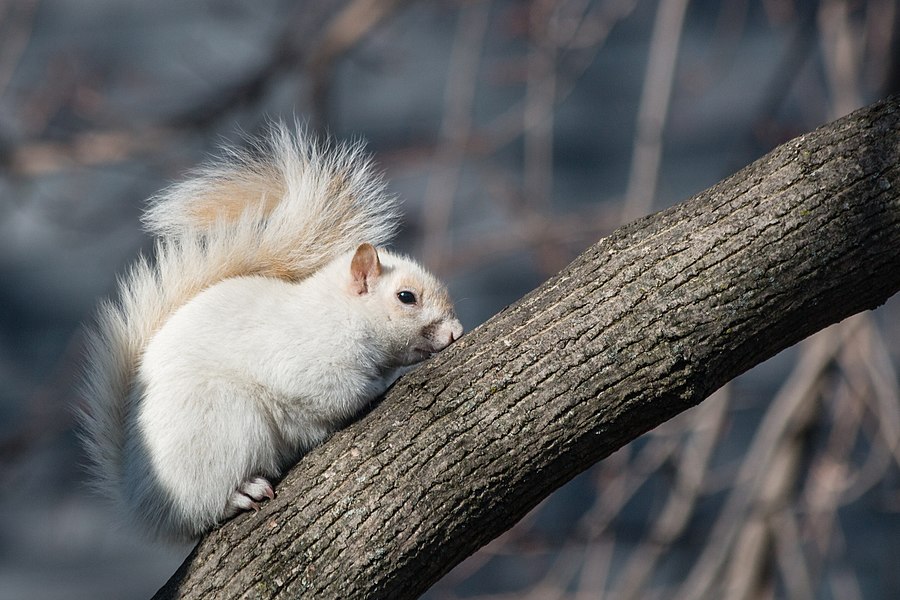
[350, 243, 382, 295]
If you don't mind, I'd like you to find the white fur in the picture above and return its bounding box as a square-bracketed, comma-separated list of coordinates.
[78, 127, 462, 540]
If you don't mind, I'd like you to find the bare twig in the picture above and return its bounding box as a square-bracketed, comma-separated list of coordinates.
[614, 390, 729, 600]
[307, 0, 413, 129]
[0, 0, 40, 98]
[674, 321, 864, 600]
[421, 0, 491, 270]
[621, 0, 690, 222]
[524, 0, 557, 212]
[819, 0, 865, 118]
[1, 127, 177, 175]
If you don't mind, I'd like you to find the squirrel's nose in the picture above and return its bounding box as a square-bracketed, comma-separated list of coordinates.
[433, 319, 463, 351]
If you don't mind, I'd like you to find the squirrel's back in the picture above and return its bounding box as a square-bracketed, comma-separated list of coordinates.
[79, 125, 401, 519]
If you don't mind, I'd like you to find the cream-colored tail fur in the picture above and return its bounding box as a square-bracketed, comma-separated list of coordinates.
[79, 125, 399, 514]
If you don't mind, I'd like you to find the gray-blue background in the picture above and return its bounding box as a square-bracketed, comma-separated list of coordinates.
[1, 1, 898, 598]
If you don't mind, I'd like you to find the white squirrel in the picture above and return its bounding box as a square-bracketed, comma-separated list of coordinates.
[79, 125, 463, 541]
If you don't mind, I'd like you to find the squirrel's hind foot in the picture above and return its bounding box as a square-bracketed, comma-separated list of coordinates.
[224, 476, 275, 516]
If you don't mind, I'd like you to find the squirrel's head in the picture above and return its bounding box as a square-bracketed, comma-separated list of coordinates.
[348, 243, 463, 367]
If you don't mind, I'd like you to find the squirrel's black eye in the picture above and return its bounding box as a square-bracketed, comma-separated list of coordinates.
[397, 290, 417, 305]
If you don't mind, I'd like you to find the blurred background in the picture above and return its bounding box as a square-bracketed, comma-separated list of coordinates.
[1, 0, 899, 598]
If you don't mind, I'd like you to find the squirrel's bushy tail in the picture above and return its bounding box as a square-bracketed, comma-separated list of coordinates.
[79, 125, 399, 515]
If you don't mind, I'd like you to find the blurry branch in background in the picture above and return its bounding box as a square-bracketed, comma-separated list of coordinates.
[426, 0, 640, 276]
[0, 0, 400, 174]
[676, 324, 856, 600]
[621, 0, 689, 222]
[819, 0, 864, 117]
[0, 0, 39, 98]
[307, 0, 412, 130]
[524, 0, 557, 215]
[3, 128, 177, 176]
[751, 0, 819, 145]
[422, 0, 490, 270]
[474, 0, 638, 155]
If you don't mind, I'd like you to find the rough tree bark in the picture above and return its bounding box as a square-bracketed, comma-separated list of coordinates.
[154, 97, 900, 599]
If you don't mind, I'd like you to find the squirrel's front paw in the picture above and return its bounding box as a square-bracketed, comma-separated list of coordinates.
[224, 476, 275, 516]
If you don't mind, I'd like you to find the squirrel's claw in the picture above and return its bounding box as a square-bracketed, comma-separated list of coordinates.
[225, 476, 275, 516]
[242, 476, 276, 501]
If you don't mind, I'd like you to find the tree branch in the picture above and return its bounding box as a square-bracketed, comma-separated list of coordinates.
[154, 96, 900, 599]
